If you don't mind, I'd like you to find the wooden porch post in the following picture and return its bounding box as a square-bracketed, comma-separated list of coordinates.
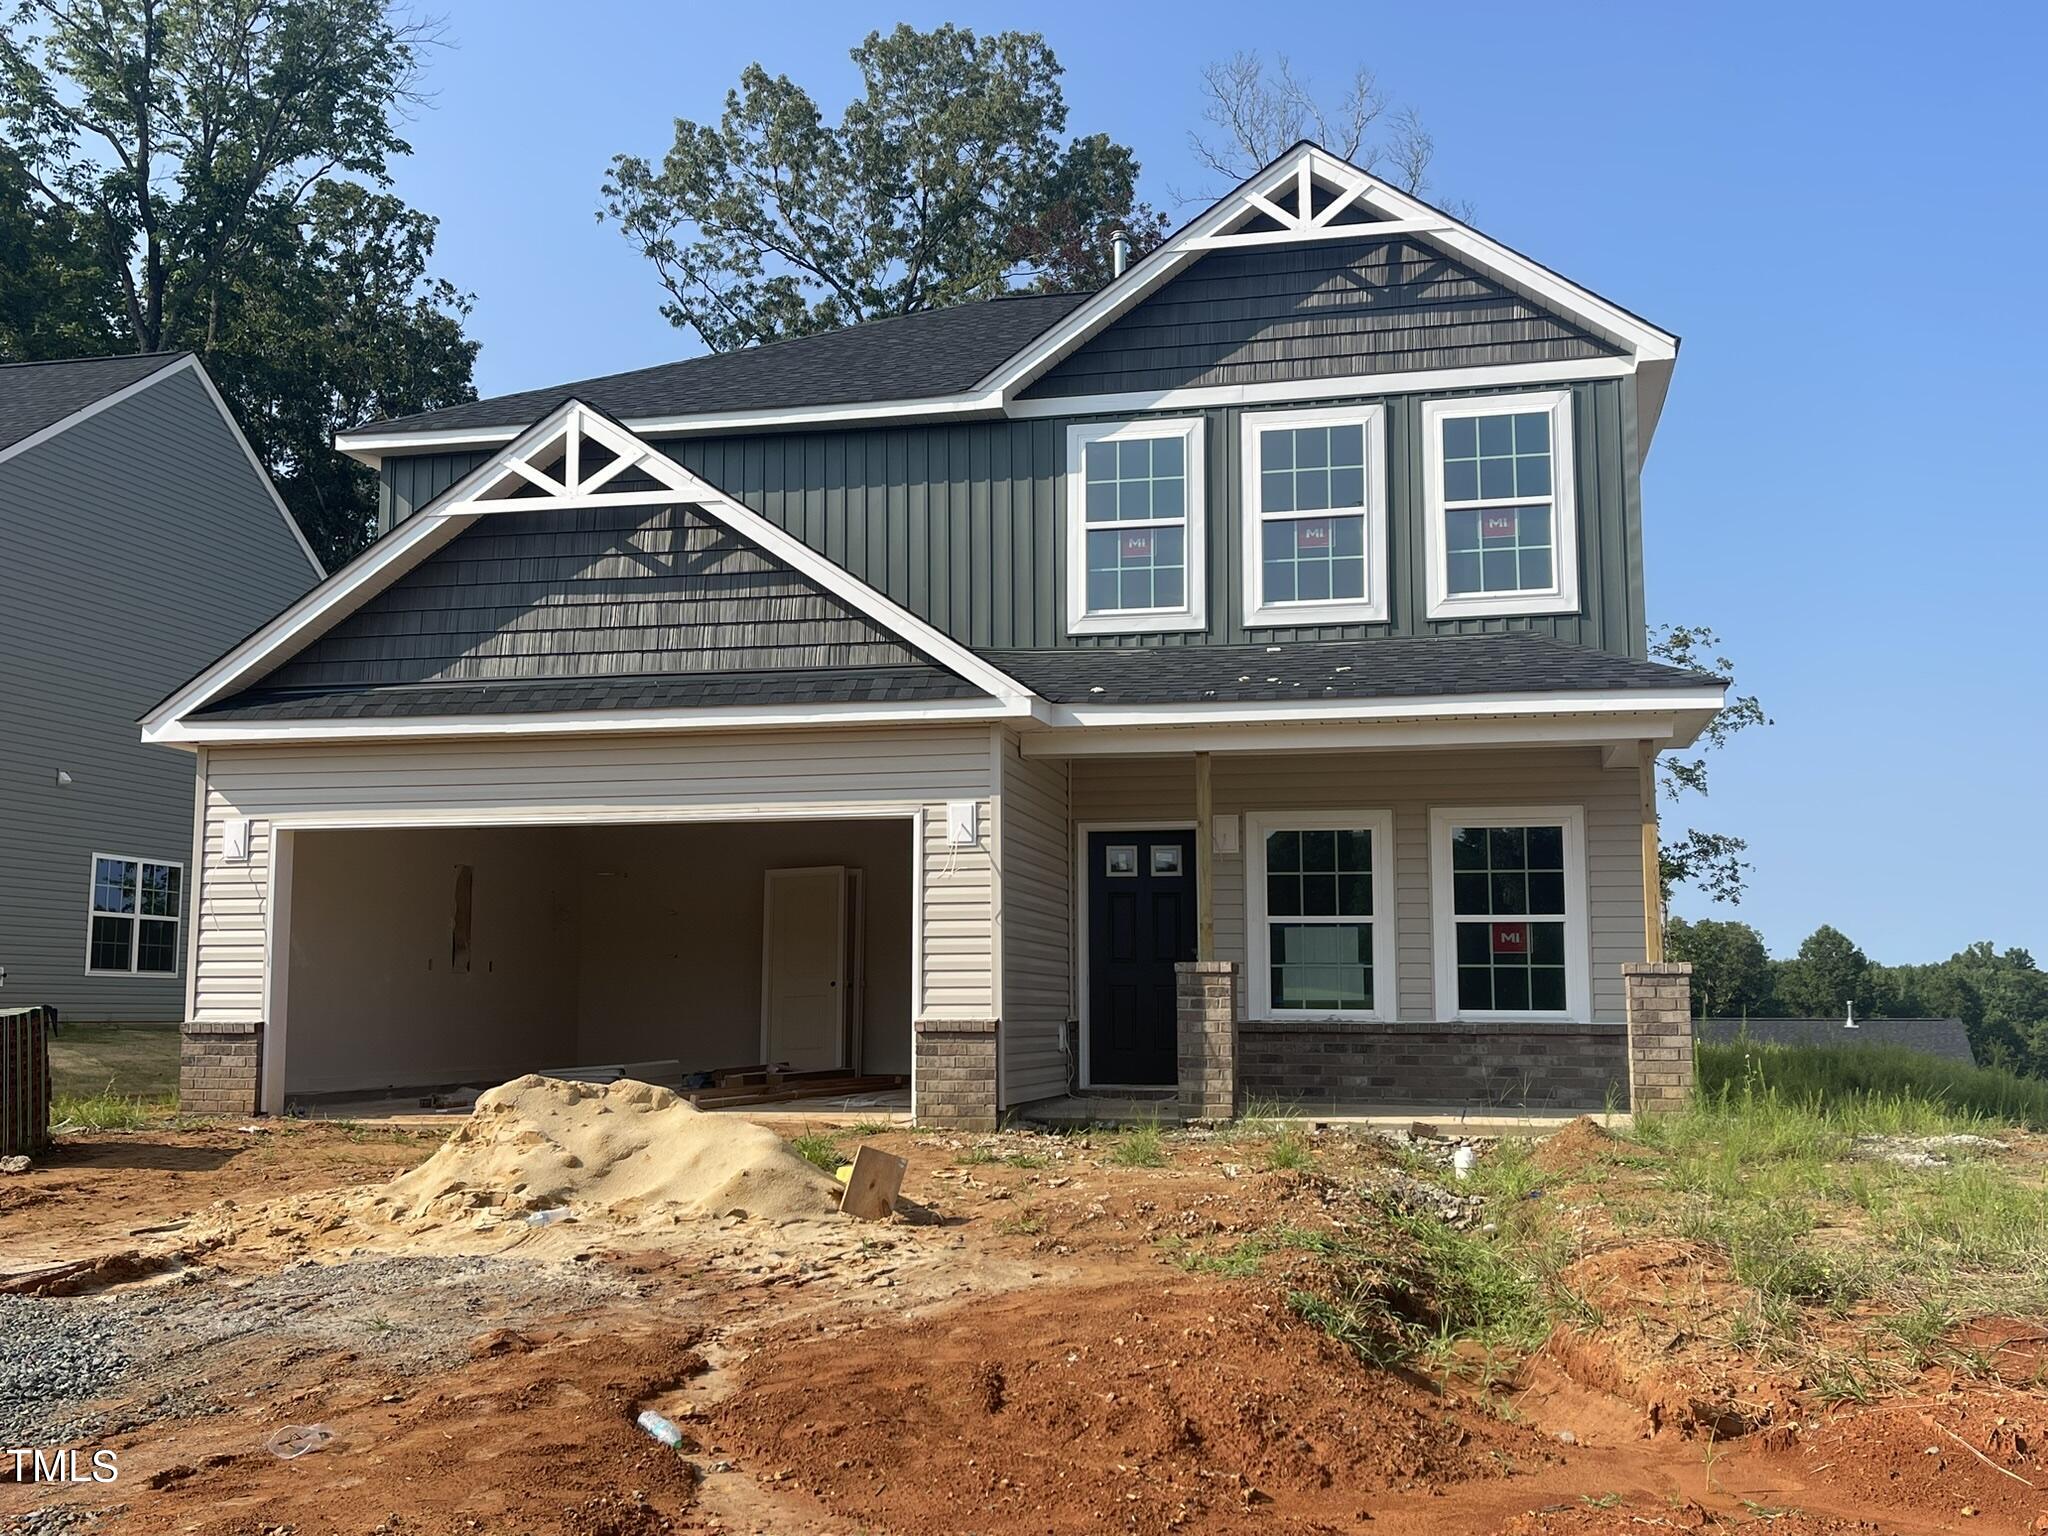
[1194, 750, 1215, 960]
[1640, 749, 1665, 963]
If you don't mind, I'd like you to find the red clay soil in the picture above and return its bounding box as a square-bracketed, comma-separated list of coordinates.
[705, 1274, 1557, 1536]
[63, 1323, 708, 1536]
[1526, 1115, 1620, 1177]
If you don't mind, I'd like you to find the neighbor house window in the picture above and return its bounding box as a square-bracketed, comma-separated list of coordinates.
[85, 853, 182, 976]
[1428, 809, 1587, 1020]
[1420, 391, 1579, 619]
[1246, 812, 1395, 1020]
[1240, 405, 1388, 626]
[1065, 418, 1207, 635]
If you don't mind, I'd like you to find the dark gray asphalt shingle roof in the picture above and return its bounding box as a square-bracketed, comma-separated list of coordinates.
[193, 666, 983, 722]
[1698, 1017, 1976, 1066]
[355, 292, 1095, 439]
[980, 633, 1721, 706]
[0, 352, 187, 454]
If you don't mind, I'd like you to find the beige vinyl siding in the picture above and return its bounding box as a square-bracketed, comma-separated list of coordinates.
[192, 727, 994, 1028]
[1070, 745, 1645, 1022]
[996, 728, 1072, 1106]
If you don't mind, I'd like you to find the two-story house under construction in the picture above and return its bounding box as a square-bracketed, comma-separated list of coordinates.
[144, 144, 1717, 1123]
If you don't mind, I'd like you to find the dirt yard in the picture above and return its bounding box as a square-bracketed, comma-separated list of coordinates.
[3, 1090, 2045, 1535]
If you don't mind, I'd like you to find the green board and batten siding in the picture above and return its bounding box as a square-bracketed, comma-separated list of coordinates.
[375, 376, 1646, 658]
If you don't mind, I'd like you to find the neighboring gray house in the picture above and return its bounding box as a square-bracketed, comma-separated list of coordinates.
[0, 354, 322, 1021]
[144, 144, 1724, 1123]
[1698, 1017, 1976, 1067]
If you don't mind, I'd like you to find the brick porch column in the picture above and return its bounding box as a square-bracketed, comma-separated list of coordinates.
[1622, 962, 1694, 1113]
[1176, 961, 1239, 1121]
[913, 1019, 998, 1130]
[179, 1020, 263, 1117]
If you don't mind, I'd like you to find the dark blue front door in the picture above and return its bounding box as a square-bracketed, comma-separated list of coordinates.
[1087, 830, 1196, 1086]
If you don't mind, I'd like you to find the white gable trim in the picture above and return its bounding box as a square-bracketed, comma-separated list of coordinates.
[984, 145, 1675, 407]
[143, 399, 1036, 741]
[336, 145, 1677, 467]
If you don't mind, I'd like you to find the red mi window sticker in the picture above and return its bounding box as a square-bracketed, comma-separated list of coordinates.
[1491, 921, 1529, 955]
[1122, 532, 1154, 559]
[1481, 511, 1519, 541]
[1295, 519, 1331, 550]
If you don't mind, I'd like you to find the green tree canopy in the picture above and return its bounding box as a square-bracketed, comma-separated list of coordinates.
[0, 0, 478, 565]
[601, 24, 1169, 353]
[1650, 623, 1770, 904]
[1775, 925, 1874, 1018]
[1666, 917, 1774, 1018]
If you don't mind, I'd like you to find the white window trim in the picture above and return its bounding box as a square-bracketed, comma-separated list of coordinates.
[83, 851, 184, 978]
[1239, 404, 1389, 627]
[1245, 811, 1398, 1022]
[1428, 806, 1589, 1023]
[1064, 417, 1207, 636]
[1420, 390, 1580, 620]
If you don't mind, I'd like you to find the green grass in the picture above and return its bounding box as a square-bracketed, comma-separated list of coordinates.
[1264, 1129, 1314, 1171]
[50, 1088, 178, 1131]
[47, 1023, 179, 1102]
[787, 1130, 846, 1173]
[1695, 1040, 2048, 1130]
[1108, 1122, 1166, 1168]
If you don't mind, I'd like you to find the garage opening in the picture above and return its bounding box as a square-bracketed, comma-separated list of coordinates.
[273, 817, 914, 1115]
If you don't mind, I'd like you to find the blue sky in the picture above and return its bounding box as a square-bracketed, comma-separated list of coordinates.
[383, 2, 2046, 964]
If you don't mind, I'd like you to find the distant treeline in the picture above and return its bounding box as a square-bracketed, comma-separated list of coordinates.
[1667, 920, 2048, 1079]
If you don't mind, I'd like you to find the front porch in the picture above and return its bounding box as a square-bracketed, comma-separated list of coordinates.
[998, 734, 1698, 1127]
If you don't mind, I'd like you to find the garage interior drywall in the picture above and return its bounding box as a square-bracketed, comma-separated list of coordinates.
[282, 818, 913, 1098]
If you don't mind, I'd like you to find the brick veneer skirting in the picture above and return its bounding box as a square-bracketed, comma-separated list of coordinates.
[1624, 962, 1695, 1113]
[179, 1020, 263, 1117]
[1238, 1019, 1627, 1113]
[914, 1019, 998, 1130]
[1177, 961, 1239, 1120]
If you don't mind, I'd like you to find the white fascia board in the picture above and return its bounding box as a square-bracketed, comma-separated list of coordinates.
[335, 148, 1676, 464]
[0, 353, 188, 470]
[1041, 686, 1726, 731]
[140, 508, 469, 734]
[149, 694, 1026, 746]
[1008, 357, 1634, 422]
[540, 405, 1036, 708]
[335, 388, 1009, 467]
[147, 398, 598, 732]
[151, 399, 1040, 738]
[1019, 712, 1691, 760]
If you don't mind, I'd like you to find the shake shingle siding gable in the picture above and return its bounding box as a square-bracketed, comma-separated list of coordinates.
[1021, 239, 1621, 400]
[218, 503, 976, 708]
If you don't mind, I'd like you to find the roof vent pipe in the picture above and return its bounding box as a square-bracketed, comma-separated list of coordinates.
[1111, 228, 1130, 278]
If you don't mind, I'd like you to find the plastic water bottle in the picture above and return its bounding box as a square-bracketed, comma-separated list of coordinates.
[1452, 1146, 1476, 1181]
[636, 1410, 684, 1448]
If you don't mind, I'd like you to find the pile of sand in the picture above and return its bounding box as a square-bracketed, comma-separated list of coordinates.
[359, 1075, 842, 1232]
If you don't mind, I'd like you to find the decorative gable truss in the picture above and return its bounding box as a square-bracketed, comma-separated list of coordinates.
[992, 144, 1680, 437]
[142, 400, 1039, 743]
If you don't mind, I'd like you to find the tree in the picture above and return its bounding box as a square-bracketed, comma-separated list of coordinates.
[0, 150, 121, 356]
[1188, 51, 1442, 197]
[0, 0, 478, 564]
[1776, 925, 1873, 1018]
[1650, 624, 1771, 903]
[201, 182, 478, 564]
[600, 24, 1169, 353]
[1666, 917, 1774, 1018]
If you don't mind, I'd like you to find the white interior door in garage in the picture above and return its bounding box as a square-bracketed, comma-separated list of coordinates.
[761, 866, 848, 1072]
